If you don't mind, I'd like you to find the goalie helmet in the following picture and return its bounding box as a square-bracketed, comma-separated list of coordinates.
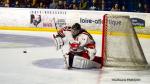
[72, 23, 81, 30]
[71, 23, 81, 36]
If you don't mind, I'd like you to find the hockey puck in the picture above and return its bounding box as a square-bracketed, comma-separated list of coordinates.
[23, 51, 27, 53]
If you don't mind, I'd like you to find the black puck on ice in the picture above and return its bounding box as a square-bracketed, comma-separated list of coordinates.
[23, 51, 27, 53]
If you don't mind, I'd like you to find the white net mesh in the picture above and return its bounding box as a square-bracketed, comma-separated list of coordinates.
[102, 15, 148, 69]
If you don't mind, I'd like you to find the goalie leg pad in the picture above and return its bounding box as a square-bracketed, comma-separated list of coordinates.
[63, 54, 69, 69]
[86, 48, 96, 60]
[72, 56, 101, 69]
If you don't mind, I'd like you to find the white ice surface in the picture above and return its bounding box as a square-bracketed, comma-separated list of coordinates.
[0, 30, 150, 84]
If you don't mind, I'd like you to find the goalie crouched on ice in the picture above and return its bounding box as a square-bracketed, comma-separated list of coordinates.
[53, 23, 102, 69]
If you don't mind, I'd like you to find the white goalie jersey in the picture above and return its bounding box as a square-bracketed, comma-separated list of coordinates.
[53, 26, 101, 69]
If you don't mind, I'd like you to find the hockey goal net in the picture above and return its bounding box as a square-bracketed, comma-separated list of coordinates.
[101, 14, 148, 69]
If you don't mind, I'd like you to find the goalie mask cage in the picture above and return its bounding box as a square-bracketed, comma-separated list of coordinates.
[101, 14, 148, 70]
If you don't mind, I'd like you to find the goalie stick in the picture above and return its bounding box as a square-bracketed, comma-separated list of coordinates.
[53, 18, 64, 50]
[53, 18, 69, 69]
[53, 18, 59, 34]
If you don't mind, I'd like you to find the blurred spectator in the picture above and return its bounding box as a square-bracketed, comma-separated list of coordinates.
[44, 0, 51, 8]
[72, 3, 78, 9]
[144, 4, 150, 13]
[97, 0, 103, 10]
[68, 1, 78, 9]
[89, 0, 99, 10]
[19, 0, 26, 8]
[0, 0, 4, 7]
[101, 0, 104, 10]
[63, 0, 69, 9]
[137, 2, 144, 12]
[25, 0, 32, 8]
[0, 0, 149, 13]
[121, 5, 127, 12]
[49, 0, 58, 9]
[111, 3, 120, 11]
[79, 0, 88, 10]
[57, 0, 64, 9]
[32, 0, 37, 8]
[104, 0, 113, 11]
[14, 0, 20, 8]
[38, 2, 45, 8]
[4, 0, 9, 7]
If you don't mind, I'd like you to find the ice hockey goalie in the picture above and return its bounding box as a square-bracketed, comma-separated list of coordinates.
[53, 23, 102, 69]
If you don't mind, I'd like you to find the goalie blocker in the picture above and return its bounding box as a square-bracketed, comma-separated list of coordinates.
[53, 23, 102, 69]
